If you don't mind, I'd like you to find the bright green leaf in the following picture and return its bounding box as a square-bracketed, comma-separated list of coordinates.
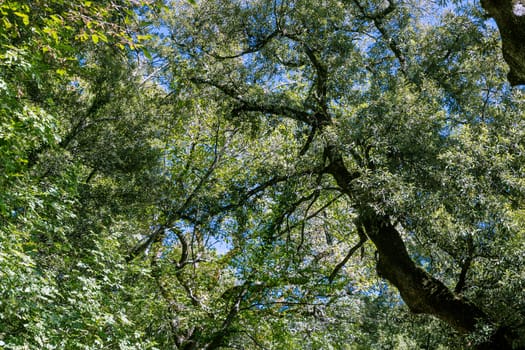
[14, 11, 29, 26]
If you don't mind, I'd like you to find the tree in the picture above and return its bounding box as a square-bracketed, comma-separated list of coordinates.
[145, 0, 525, 348]
[0, 1, 166, 348]
[2, 0, 525, 349]
[481, 0, 525, 85]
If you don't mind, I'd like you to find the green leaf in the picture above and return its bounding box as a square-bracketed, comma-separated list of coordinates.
[142, 48, 152, 60]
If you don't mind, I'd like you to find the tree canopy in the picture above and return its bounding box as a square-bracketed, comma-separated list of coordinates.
[1, 0, 525, 349]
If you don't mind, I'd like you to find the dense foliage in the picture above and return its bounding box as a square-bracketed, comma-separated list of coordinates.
[1, 0, 524, 349]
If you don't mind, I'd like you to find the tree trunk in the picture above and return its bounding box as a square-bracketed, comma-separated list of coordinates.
[325, 146, 517, 349]
[481, 0, 525, 86]
[359, 209, 486, 332]
[360, 209, 518, 349]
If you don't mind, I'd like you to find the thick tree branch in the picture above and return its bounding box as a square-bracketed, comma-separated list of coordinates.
[191, 77, 314, 125]
[454, 255, 473, 295]
[126, 225, 165, 262]
[302, 45, 328, 113]
[298, 124, 317, 156]
[352, 0, 407, 74]
[173, 228, 189, 269]
[481, 0, 525, 85]
[359, 209, 486, 332]
[206, 282, 262, 349]
[324, 143, 515, 348]
[208, 29, 281, 60]
[454, 235, 475, 294]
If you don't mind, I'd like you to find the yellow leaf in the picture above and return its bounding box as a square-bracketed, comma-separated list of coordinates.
[137, 34, 152, 41]
[96, 32, 108, 43]
[2, 18, 12, 29]
[50, 14, 63, 24]
[76, 32, 89, 41]
[91, 34, 99, 44]
[43, 28, 59, 43]
[14, 11, 29, 26]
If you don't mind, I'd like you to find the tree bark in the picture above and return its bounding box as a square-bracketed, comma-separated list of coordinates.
[324, 145, 516, 349]
[481, 0, 525, 86]
[359, 209, 486, 331]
